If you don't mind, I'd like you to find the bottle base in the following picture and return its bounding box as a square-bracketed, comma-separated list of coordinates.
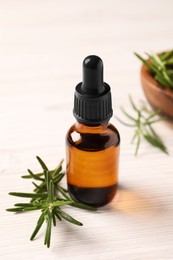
[68, 183, 118, 207]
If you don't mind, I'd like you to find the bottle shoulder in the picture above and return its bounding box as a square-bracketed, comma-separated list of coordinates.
[66, 123, 120, 151]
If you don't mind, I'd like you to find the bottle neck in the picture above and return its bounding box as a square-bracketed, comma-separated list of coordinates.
[75, 122, 109, 133]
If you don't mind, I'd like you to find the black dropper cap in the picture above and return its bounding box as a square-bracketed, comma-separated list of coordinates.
[73, 55, 113, 125]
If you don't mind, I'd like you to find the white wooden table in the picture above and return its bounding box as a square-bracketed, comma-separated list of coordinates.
[1, 1, 173, 259]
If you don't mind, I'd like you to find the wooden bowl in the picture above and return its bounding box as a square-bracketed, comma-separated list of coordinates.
[141, 64, 173, 119]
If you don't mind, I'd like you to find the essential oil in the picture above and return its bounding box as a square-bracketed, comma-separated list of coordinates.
[66, 55, 120, 207]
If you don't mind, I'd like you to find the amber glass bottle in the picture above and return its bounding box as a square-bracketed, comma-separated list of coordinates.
[66, 55, 120, 207]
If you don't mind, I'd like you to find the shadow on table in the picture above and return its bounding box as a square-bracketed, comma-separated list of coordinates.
[51, 184, 168, 252]
[106, 184, 167, 217]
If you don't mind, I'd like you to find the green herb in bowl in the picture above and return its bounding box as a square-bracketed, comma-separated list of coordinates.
[135, 50, 173, 89]
[135, 50, 173, 119]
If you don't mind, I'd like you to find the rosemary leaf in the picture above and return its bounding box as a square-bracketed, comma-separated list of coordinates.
[145, 109, 160, 121]
[22, 172, 44, 179]
[120, 107, 136, 121]
[9, 192, 47, 198]
[28, 169, 44, 181]
[44, 171, 51, 191]
[155, 73, 171, 88]
[32, 182, 42, 191]
[36, 156, 49, 171]
[134, 52, 158, 74]
[22, 206, 40, 212]
[53, 201, 72, 207]
[143, 127, 168, 154]
[44, 211, 52, 248]
[30, 212, 45, 241]
[53, 173, 65, 184]
[48, 180, 54, 203]
[52, 211, 56, 226]
[143, 133, 167, 154]
[135, 133, 141, 156]
[54, 211, 62, 221]
[129, 95, 140, 113]
[114, 116, 136, 127]
[14, 203, 34, 207]
[51, 159, 64, 178]
[131, 133, 137, 144]
[148, 125, 165, 145]
[71, 202, 97, 211]
[56, 209, 83, 226]
[160, 50, 173, 61]
[57, 185, 70, 199]
[6, 208, 24, 212]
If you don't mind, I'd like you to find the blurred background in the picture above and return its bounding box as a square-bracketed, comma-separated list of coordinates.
[1, 0, 173, 167]
[0, 0, 173, 160]
[1, 0, 173, 259]
[1, 0, 173, 98]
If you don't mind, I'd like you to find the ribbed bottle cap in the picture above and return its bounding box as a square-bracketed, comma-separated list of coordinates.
[73, 55, 113, 125]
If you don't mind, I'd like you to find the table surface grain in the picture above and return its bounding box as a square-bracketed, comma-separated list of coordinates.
[1, 0, 173, 259]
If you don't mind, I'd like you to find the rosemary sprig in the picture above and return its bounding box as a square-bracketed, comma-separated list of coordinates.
[21, 156, 96, 211]
[115, 96, 168, 156]
[135, 50, 173, 89]
[7, 157, 96, 248]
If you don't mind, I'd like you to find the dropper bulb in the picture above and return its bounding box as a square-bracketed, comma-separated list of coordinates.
[81, 55, 105, 95]
[73, 55, 112, 125]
